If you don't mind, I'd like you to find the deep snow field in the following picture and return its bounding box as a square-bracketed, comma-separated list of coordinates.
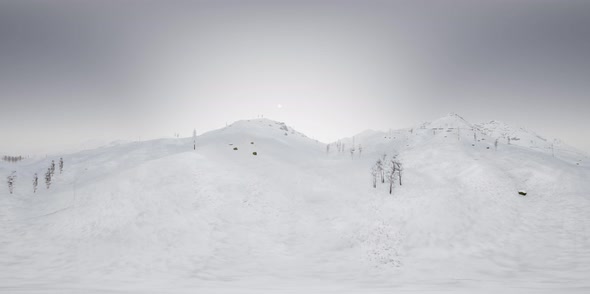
[1, 114, 589, 293]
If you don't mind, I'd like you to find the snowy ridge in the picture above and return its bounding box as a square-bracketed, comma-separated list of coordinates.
[339, 113, 588, 164]
[475, 120, 587, 160]
[421, 112, 474, 129]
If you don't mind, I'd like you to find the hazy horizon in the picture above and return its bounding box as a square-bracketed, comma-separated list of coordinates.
[2, 0, 590, 155]
[0, 112, 583, 156]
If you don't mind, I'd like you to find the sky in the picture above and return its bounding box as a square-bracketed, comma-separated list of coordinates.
[1, 0, 590, 155]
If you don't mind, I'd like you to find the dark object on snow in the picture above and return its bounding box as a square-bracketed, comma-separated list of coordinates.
[486, 147, 490, 149]
[518, 191, 527, 196]
[233, 147, 238, 150]
[252, 152, 257, 156]
[472, 144, 475, 146]
[251, 142, 254, 144]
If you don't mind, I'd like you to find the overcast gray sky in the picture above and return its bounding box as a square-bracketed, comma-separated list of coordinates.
[1, 0, 589, 154]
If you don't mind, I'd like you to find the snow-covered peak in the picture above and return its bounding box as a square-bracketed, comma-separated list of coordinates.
[421, 113, 474, 129]
[205, 118, 311, 141]
[195, 118, 322, 162]
[476, 120, 522, 137]
[473, 120, 588, 159]
[475, 120, 549, 146]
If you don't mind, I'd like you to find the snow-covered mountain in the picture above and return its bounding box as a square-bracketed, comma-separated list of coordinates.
[1, 115, 589, 293]
[339, 113, 587, 165]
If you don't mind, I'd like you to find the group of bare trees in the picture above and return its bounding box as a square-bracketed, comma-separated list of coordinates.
[5, 157, 64, 194]
[331, 140, 345, 154]
[327, 141, 363, 160]
[42, 158, 64, 190]
[371, 154, 403, 194]
[349, 144, 363, 159]
[2, 155, 24, 163]
[44, 158, 64, 189]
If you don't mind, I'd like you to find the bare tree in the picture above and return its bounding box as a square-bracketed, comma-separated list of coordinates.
[371, 164, 378, 188]
[494, 138, 499, 151]
[386, 156, 403, 194]
[376, 158, 384, 184]
[7, 171, 16, 194]
[50, 160, 56, 176]
[394, 160, 403, 186]
[45, 168, 52, 189]
[382, 154, 388, 182]
[59, 158, 64, 174]
[33, 173, 38, 193]
[193, 129, 197, 150]
[358, 144, 363, 158]
[386, 159, 397, 194]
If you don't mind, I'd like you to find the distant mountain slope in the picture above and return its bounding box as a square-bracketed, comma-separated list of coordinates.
[337, 113, 588, 165]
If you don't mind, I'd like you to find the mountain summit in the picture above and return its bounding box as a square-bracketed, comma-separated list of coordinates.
[422, 112, 474, 129]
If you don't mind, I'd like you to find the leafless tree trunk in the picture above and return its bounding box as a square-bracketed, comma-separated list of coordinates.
[371, 165, 378, 188]
[387, 159, 397, 194]
[193, 129, 197, 150]
[381, 154, 387, 183]
[395, 161, 403, 186]
[375, 159, 383, 184]
[33, 173, 38, 193]
[7, 171, 16, 194]
[50, 160, 56, 176]
[45, 168, 52, 189]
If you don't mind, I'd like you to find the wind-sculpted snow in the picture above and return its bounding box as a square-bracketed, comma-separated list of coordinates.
[1, 117, 589, 293]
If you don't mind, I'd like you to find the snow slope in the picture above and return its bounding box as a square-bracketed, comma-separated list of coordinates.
[1, 116, 589, 293]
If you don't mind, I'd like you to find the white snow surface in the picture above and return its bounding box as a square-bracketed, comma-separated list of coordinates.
[1, 116, 590, 293]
